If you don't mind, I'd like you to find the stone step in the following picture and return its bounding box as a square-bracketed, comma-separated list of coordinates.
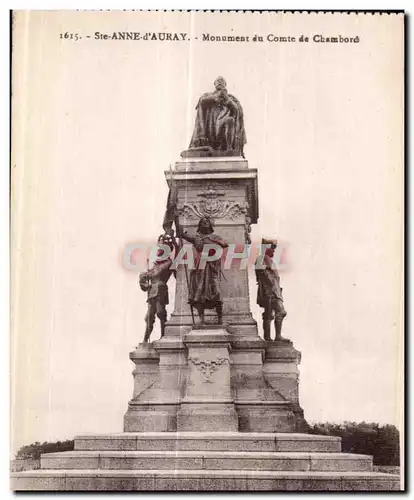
[75, 432, 342, 453]
[41, 450, 372, 472]
[11, 469, 401, 491]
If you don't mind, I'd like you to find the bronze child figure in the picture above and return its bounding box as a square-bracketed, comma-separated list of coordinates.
[255, 238, 288, 342]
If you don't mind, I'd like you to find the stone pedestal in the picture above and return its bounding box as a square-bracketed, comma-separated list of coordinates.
[177, 326, 238, 431]
[263, 341, 301, 404]
[230, 338, 296, 432]
[263, 340, 308, 431]
[165, 157, 259, 336]
[124, 156, 306, 434]
[123, 334, 302, 433]
[128, 343, 160, 400]
[124, 339, 187, 432]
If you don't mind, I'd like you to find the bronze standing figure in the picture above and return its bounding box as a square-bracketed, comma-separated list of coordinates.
[178, 217, 228, 324]
[255, 238, 288, 342]
[139, 234, 176, 342]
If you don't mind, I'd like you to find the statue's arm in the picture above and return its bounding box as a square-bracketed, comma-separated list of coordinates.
[147, 259, 172, 278]
[181, 231, 196, 245]
[204, 233, 229, 248]
[227, 94, 243, 115]
[226, 98, 238, 113]
[139, 271, 148, 281]
[196, 92, 215, 109]
[215, 235, 229, 249]
[138, 272, 150, 292]
[175, 221, 195, 244]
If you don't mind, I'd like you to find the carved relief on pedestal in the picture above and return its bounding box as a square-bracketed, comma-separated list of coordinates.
[189, 355, 229, 382]
[177, 186, 249, 221]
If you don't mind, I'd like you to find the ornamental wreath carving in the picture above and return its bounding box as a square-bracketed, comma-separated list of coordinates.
[189, 356, 228, 382]
[177, 186, 249, 220]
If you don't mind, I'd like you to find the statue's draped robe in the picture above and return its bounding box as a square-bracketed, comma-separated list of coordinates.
[189, 92, 246, 154]
[182, 231, 227, 310]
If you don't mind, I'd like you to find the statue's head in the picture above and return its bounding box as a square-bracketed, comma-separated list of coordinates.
[214, 76, 227, 91]
[262, 237, 278, 257]
[197, 216, 214, 235]
[156, 233, 175, 258]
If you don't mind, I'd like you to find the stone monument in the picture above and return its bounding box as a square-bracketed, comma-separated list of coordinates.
[11, 78, 400, 491]
[124, 135, 305, 434]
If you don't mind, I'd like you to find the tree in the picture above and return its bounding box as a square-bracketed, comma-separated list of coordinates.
[15, 440, 74, 460]
[308, 421, 400, 465]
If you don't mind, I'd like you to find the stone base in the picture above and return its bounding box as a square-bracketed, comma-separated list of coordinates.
[123, 329, 307, 433]
[124, 404, 179, 432]
[236, 403, 296, 432]
[39, 450, 375, 473]
[177, 403, 238, 432]
[180, 147, 242, 158]
[11, 432, 401, 491]
[74, 432, 342, 453]
[171, 156, 248, 173]
[11, 429, 401, 492]
[11, 469, 401, 491]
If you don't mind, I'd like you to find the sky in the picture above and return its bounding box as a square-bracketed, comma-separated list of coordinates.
[10, 11, 403, 454]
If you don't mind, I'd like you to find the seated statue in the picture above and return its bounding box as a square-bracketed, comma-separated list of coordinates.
[181, 76, 246, 158]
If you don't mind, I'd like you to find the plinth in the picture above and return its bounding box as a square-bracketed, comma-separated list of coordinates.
[165, 157, 259, 335]
[177, 326, 238, 431]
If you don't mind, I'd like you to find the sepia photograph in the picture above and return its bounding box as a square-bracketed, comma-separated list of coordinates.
[10, 10, 404, 491]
